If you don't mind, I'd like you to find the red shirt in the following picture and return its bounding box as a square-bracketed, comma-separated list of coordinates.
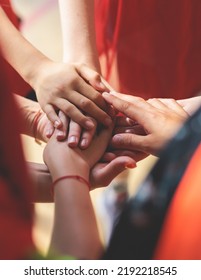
[0, 3, 34, 257]
[95, 0, 201, 99]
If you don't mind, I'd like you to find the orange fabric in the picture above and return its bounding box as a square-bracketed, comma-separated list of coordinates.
[95, 0, 201, 99]
[154, 144, 201, 259]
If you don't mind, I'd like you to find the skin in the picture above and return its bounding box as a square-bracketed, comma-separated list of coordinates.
[103, 92, 189, 156]
[27, 110, 136, 203]
[42, 112, 135, 258]
[0, 7, 111, 130]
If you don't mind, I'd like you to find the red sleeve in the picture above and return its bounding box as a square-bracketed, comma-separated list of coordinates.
[0, 54, 34, 259]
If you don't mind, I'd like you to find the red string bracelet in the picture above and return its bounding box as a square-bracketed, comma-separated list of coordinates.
[51, 175, 90, 197]
[33, 109, 43, 145]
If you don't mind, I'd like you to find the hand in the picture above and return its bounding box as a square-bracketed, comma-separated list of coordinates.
[103, 92, 188, 156]
[32, 109, 70, 143]
[43, 111, 115, 182]
[90, 150, 144, 189]
[67, 118, 97, 149]
[31, 60, 112, 129]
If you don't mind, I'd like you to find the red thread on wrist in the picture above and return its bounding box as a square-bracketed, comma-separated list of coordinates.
[51, 175, 90, 197]
[33, 110, 43, 145]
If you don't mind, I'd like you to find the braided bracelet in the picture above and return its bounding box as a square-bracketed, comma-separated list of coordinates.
[51, 175, 90, 197]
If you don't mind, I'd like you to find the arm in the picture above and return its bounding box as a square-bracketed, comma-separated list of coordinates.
[27, 162, 53, 203]
[43, 112, 113, 259]
[14, 94, 54, 142]
[59, 0, 100, 72]
[0, 7, 111, 129]
[43, 112, 135, 258]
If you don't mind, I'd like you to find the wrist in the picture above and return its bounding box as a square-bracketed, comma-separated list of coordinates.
[63, 53, 101, 73]
[25, 55, 51, 89]
[47, 154, 90, 183]
[15, 95, 41, 137]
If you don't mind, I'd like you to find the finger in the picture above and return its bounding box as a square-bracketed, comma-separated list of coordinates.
[90, 156, 136, 188]
[115, 116, 137, 127]
[45, 120, 54, 140]
[110, 149, 148, 163]
[110, 91, 145, 103]
[101, 152, 117, 162]
[56, 94, 112, 127]
[68, 120, 82, 147]
[101, 77, 115, 92]
[43, 104, 63, 128]
[157, 98, 188, 117]
[147, 98, 168, 109]
[102, 92, 152, 126]
[54, 98, 95, 130]
[106, 104, 117, 118]
[85, 122, 114, 167]
[111, 133, 152, 154]
[79, 118, 97, 149]
[76, 77, 108, 110]
[76, 63, 108, 92]
[56, 111, 69, 141]
[114, 124, 146, 135]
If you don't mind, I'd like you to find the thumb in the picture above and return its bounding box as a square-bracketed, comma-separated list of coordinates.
[90, 156, 136, 188]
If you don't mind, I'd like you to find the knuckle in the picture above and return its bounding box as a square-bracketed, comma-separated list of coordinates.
[124, 134, 134, 146]
[79, 98, 91, 110]
[79, 62, 86, 68]
[91, 72, 101, 82]
[88, 117, 97, 129]
[92, 92, 104, 105]
[147, 98, 156, 103]
[63, 103, 75, 116]
[121, 101, 131, 112]
[76, 62, 86, 71]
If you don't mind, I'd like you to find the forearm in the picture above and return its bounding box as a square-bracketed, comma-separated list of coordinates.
[50, 180, 102, 259]
[14, 94, 40, 137]
[48, 160, 102, 259]
[0, 7, 48, 86]
[58, 0, 100, 71]
[27, 162, 53, 203]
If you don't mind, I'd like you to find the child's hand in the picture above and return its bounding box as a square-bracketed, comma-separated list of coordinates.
[31, 60, 112, 129]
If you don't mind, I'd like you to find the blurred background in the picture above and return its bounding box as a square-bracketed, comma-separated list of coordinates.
[10, 0, 157, 255]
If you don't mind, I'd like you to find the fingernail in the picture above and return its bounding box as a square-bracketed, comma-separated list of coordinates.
[125, 163, 136, 169]
[54, 120, 61, 128]
[113, 135, 122, 143]
[56, 131, 64, 140]
[45, 128, 54, 138]
[80, 138, 88, 148]
[85, 120, 95, 129]
[68, 136, 78, 145]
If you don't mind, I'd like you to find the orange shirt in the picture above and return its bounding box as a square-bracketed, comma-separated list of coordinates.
[154, 144, 201, 259]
